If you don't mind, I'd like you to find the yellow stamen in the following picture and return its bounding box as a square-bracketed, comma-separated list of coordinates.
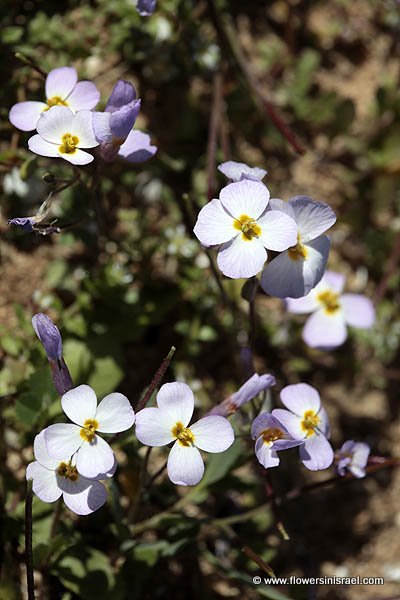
[57, 461, 78, 481]
[317, 289, 340, 314]
[172, 421, 195, 447]
[233, 214, 261, 241]
[301, 410, 320, 438]
[80, 418, 99, 442]
[59, 133, 79, 154]
[288, 234, 308, 260]
[261, 427, 284, 445]
[45, 96, 68, 110]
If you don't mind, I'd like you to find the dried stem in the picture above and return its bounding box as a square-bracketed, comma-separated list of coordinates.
[135, 346, 176, 412]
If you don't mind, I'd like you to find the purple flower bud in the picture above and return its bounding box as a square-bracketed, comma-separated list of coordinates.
[136, 0, 157, 16]
[8, 217, 35, 232]
[105, 81, 137, 113]
[208, 373, 276, 417]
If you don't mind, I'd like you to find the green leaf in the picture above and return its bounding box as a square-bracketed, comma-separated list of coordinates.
[15, 367, 56, 425]
[88, 355, 124, 397]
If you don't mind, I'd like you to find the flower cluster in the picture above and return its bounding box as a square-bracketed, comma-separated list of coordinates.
[194, 163, 336, 292]
[9, 66, 157, 167]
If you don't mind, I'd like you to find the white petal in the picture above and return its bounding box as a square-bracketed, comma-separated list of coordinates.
[320, 271, 346, 293]
[193, 199, 236, 246]
[72, 111, 98, 148]
[44, 423, 82, 459]
[341, 294, 375, 328]
[190, 416, 234, 452]
[45, 66, 77, 100]
[300, 236, 331, 295]
[95, 392, 135, 433]
[156, 382, 194, 428]
[27, 462, 62, 503]
[65, 81, 100, 111]
[62, 478, 107, 515]
[219, 179, 270, 220]
[36, 106, 75, 143]
[76, 435, 115, 479]
[303, 308, 347, 349]
[255, 437, 280, 468]
[92, 111, 112, 143]
[217, 161, 267, 182]
[300, 433, 334, 470]
[167, 442, 204, 486]
[217, 235, 267, 279]
[280, 383, 321, 414]
[33, 430, 60, 470]
[61, 384, 97, 426]
[285, 289, 319, 314]
[289, 196, 336, 242]
[9, 101, 47, 132]
[268, 197, 296, 219]
[28, 135, 58, 158]
[257, 210, 297, 251]
[57, 148, 94, 165]
[135, 407, 175, 446]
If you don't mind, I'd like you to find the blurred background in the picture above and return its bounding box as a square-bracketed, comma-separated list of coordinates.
[1, 1, 400, 598]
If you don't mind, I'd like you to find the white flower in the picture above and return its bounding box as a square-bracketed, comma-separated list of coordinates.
[28, 106, 99, 165]
[26, 430, 114, 515]
[135, 382, 235, 486]
[217, 161, 267, 182]
[44, 385, 135, 478]
[193, 179, 297, 279]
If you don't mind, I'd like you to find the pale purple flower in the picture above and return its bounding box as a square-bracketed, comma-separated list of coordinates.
[32, 313, 73, 395]
[218, 161, 267, 182]
[28, 106, 98, 165]
[193, 179, 297, 279]
[44, 385, 135, 478]
[92, 80, 157, 163]
[135, 382, 235, 486]
[26, 430, 110, 515]
[273, 383, 334, 471]
[136, 0, 157, 16]
[8, 217, 35, 232]
[251, 412, 304, 468]
[286, 271, 375, 349]
[8, 193, 60, 235]
[260, 196, 336, 298]
[336, 440, 370, 479]
[9, 66, 100, 132]
[209, 373, 276, 416]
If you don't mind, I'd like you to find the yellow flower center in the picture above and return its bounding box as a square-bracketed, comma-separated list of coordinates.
[57, 461, 78, 481]
[59, 133, 79, 154]
[233, 214, 261, 241]
[80, 418, 99, 442]
[288, 234, 308, 260]
[317, 289, 340, 314]
[172, 421, 195, 447]
[45, 96, 68, 110]
[301, 410, 320, 437]
[261, 427, 284, 445]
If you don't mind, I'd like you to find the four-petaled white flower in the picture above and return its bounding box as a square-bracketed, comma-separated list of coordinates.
[44, 385, 135, 478]
[27, 430, 113, 515]
[135, 382, 235, 485]
[193, 179, 298, 279]
[28, 106, 99, 165]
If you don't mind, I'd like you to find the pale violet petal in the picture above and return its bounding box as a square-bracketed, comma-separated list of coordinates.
[303, 308, 347, 349]
[65, 81, 100, 111]
[251, 413, 285, 439]
[289, 196, 336, 242]
[271, 409, 304, 440]
[280, 383, 321, 414]
[76, 435, 115, 479]
[317, 406, 331, 438]
[45, 66, 77, 100]
[217, 235, 267, 279]
[300, 433, 334, 470]
[44, 424, 82, 459]
[285, 289, 319, 314]
[36, 106, 75, 143]
[190, 416, 234, 453]
[268, 198, 296, 220]
[95, 392, 135, 433]
[341, 294, 375, 329]
[62, 478, 107, 515]
[33, 430, 60, 470]
[92, 111, 112, 143]
[156, 382, 194, 428]
[219, 179, 270, 220]
[255, 437, 280, 468]
[118, 130, 157, 163]
[193, 199, 236, 246]
[27, 462, 62, 503]
[217, 161, 267, 182]
[135, 407, 176, 446]
[231, 373, 276, 409]
[9, 101, 47, 132]
[300, 236, 331, 296]
[61, 385, 97, 426]
[28, 135, 58, 158]
[167, 442, 204, 486]
[257, 210, 297, 251]
[321, 271, 346, 293]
